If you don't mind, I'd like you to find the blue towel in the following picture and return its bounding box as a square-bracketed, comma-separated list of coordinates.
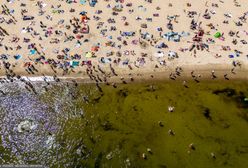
[80, 0, 87, 4]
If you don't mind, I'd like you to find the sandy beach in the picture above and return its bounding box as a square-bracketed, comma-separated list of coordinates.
[1, 1, 248, 167]
[0, 0, 248, 83]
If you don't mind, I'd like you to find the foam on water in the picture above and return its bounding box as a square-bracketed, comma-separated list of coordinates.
[0, 81, 87, 166]
[20, 76, 55, 82]
[0, 91, 59, 163]
[0, 76, 55, 82]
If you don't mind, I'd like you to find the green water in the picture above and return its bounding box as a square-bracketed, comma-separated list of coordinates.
[1, 80, 248, 167]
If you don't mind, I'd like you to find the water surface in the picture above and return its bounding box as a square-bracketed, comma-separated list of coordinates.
[0, 80, 248, 168]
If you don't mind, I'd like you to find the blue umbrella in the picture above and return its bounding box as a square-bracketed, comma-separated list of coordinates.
[14, 54, 22, 60]
[89, 0, 97, 7]
[29, 49, 37, 55]
[80, 11, 87, 15]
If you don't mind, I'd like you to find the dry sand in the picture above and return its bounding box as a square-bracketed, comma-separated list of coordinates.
[0, 0, 248, 82]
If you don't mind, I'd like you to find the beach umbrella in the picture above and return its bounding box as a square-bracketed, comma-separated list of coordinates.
[80, 11, 87, 15]
[14, 54, 22, 60]
[89, 0, 98, 7]
[214, 32, 221, 38]
[29, 49, 37, 55]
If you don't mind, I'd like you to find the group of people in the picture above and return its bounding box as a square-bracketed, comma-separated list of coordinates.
[0, 0, 247, 90]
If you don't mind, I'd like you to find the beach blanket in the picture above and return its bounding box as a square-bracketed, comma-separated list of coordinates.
[80, 0, 87, 5]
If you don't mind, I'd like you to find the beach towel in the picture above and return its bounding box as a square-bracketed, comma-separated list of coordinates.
[85, 52, 93, 58]
[72, 61, 79, 67]
[80, 0, 87, 5]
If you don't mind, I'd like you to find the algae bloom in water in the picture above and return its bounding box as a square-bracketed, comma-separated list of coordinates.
[0, 81, 247, 168]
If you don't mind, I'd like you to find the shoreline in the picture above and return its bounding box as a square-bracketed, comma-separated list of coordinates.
[1, 64, 247, 84]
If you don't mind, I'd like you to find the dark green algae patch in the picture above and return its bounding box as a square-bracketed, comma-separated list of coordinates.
[1, 80, 248, 167]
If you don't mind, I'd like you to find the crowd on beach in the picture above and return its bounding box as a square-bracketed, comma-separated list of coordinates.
[0, 0, 248, 93]
[0, 0, 248, 164]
